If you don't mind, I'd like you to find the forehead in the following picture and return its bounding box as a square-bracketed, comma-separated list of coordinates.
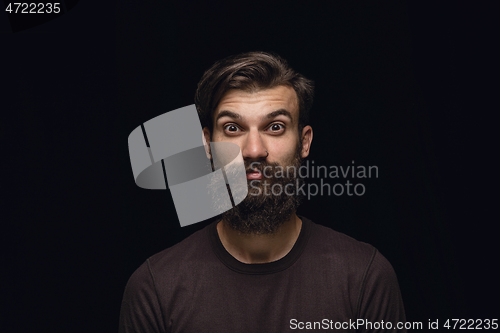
[214, 85, 299, 121]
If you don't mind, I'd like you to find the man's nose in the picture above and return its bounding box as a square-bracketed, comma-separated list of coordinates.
[241, 130, 268, 161]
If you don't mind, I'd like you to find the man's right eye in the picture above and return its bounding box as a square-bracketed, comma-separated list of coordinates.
[223, 124, 240, 133]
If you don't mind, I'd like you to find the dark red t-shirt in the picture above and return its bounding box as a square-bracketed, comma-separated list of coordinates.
[119, 216, 407, 332]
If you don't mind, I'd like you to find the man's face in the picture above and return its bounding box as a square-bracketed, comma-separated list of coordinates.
[206, 85, 309, 166]
[203, 85, 313, 234]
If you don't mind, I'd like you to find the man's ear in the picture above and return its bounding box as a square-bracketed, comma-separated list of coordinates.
[300, 125, 313, 158]
[202, 127, 212, 159]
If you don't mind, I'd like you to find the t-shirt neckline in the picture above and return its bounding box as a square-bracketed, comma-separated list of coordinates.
[208, 215, 312, 275]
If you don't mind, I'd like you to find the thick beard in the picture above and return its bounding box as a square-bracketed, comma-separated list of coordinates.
[221, 142, 305, 235]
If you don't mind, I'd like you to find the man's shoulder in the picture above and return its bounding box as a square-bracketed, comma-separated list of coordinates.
[146, 223, 215, 273]
[307, 217, 375, 253]
[122, 224, 215, 302]
[304, 217, 379, 269]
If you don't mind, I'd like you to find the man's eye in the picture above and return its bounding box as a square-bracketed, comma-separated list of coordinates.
[224, 124, 240, 133]
[268, 123, 285, 132]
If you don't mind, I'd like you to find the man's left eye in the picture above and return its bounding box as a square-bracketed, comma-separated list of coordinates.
[268, 123, 285, 132]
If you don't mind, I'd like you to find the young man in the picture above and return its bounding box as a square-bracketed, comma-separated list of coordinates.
[120, 52, 407, 332]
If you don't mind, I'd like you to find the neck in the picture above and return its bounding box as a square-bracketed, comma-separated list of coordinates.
[217, 214, 302, 264]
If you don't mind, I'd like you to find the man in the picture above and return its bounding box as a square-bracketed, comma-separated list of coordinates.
[120, 51, 407, 332]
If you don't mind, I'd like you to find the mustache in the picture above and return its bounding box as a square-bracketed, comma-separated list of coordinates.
[244, 161, 281, 174]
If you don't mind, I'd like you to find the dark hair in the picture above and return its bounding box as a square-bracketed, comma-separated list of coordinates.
[194, 51, 314, 135]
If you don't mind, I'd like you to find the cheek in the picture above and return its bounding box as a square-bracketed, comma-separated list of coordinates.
[212, 132, 246, 153]
[212, 130, 230, 142]
[269, 141, 297, 162]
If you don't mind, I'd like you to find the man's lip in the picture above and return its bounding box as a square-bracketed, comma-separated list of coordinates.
[246, 170, 262, 179]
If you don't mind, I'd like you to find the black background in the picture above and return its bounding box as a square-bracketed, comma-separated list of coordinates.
[3, 1, 498, 332]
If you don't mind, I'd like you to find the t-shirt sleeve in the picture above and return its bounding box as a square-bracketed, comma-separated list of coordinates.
[356, 249, 407, 333]
[119, 259, 165, 333]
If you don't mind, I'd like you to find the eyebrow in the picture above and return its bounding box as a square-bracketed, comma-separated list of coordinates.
[215, 110, 243, 122]
[265, 109, 293, 124]
[215, 108, 294, 124]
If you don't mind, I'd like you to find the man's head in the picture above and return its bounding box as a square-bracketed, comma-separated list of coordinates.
[195, 51, 314, 137]
[195, 51, 315, 234]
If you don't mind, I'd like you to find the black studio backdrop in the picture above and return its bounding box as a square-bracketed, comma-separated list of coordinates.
[3, 1, 498, 332]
